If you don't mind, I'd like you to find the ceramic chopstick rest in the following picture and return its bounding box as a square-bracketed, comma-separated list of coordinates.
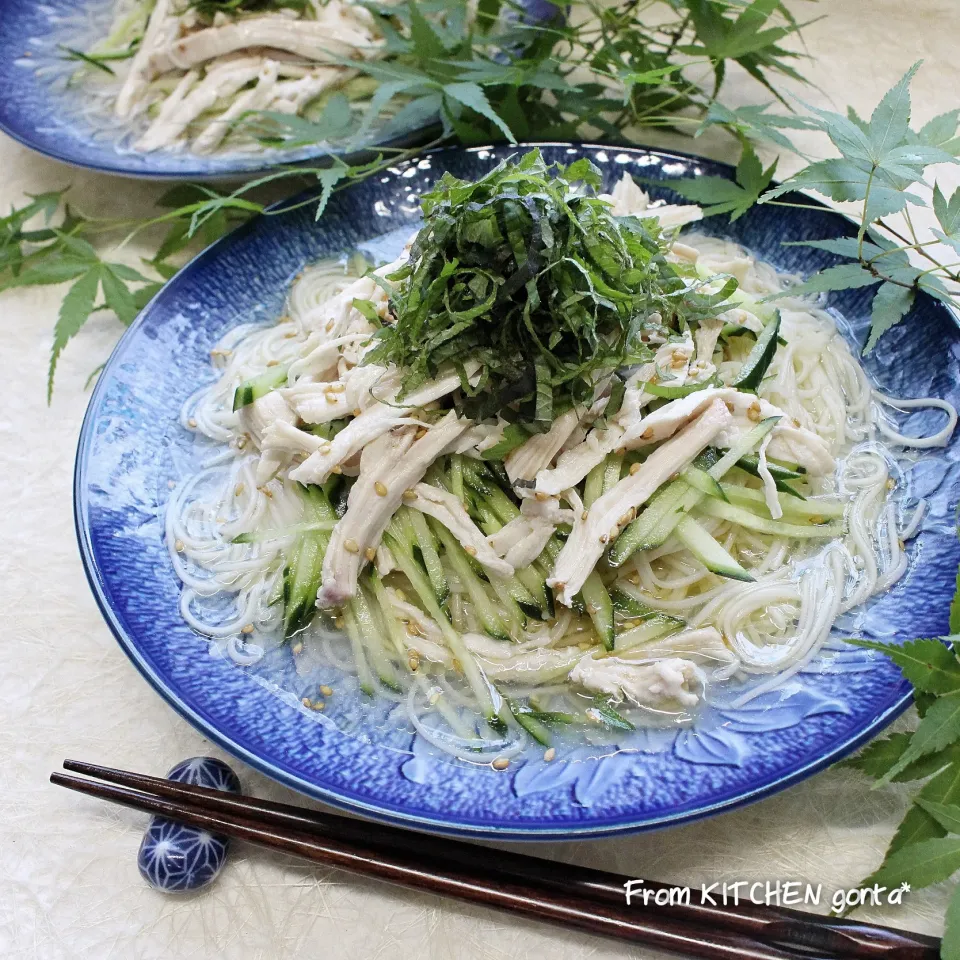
[138, 757, 241, 892]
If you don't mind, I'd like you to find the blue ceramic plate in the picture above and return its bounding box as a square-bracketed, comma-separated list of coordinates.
[0, 0, 428, 178]
[0, 0, 549, 179]
[75, 144, 960, 839]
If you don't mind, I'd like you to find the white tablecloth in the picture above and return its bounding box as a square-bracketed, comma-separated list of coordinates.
[3, 2, 958, 956]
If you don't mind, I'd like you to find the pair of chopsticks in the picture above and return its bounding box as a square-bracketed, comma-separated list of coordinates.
[52, 760, 939, 960]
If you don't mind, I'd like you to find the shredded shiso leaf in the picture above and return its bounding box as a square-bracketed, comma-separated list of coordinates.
[361, 148, 737, 428]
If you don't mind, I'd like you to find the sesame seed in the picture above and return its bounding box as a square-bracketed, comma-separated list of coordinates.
[234, 483, 245, 496]
[353, 408, 362, 417]
[187, 418, 198, 428]
[886, 478, 895, 490]
[364, 547, 376, 562]
[581, 510, 589, 521]
[174, 539, 185, 552]
[543, 748, 556, 762]
[301, 697, 312, 708]
[599, 533, 608, 544]
[259, 486, 274, 498]
[491, 757, 510, 771]
[428, 690, 441, 705]
[615, 446, 626, 456]
[284, 331, 297, 339]
[320, 684, 333, 697]
[610, 526, 619, 539]
[464, 545, 478, 557]
[319, 442, 332, 454]
[266, 359, 279, 368]
[331, 465, 342, 474]
[334, 615, 344, 629]
[292, 642, 303, 655]
[406, 621, 422, 637]
[374, 481, 388, 497]
[641, 427, 654, 440]
[415, 427, 428, 440]
[452, 658, 463, 674]
[311, 700, 325, 711]
[325, 394, 338, 405]
[325, 320, 334, 332]
[408, 655, 420, 672]
[535, 491, 549, 502]
[237, 436, 248, 450]
[344, 538, 360, 554]
[402, 489, 418, 502]
[241, 624, 254, 634]
[629, 462, 641, 475]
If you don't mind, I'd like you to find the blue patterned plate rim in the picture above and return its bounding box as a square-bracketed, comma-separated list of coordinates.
[74, 141, 958, 839]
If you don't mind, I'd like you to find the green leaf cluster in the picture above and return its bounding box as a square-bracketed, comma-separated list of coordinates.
[255, 0, 808, 152]
[755, 63, 960, 352]
[844, 569, 960, 953]
[362, 148, 736, 425]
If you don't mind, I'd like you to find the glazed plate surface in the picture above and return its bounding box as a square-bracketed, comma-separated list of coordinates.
[75, 143, 960, 838]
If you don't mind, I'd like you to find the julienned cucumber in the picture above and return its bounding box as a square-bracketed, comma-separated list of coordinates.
[737, 454, 804, 480]
[611, 617, 678, 653]
[675, 515, 754, 581]
[731, 311, 781, 392]
[720, 483, 847, 521]
[608, 417, 779, 565]
[406, 508, 448, 606]
[642, 377, 717, 400]
[680, 465, 727, 501]
[581, 571, 615, 651]
[232, 364, 289, 411]
[282, 484, 334, 638]
[696, 497, 845, 538]
[429, 520, 511, 642]
[610, 588, 665, 622]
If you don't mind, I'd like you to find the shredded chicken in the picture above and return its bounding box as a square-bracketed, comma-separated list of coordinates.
[569, 654, 706, 708]
[317, 412, 469, 607]
[505, 407, 581, 482]
[408, 483, 513, 577]
[487, 515, 555, 569]
[607, 173, 704, 229]
[288, 368, 467, 485]
[239, 390, 297, 482]
[147, 6, 382, 77]
[549, 399, 734, 605]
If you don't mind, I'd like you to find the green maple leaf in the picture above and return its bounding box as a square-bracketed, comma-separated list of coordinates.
[762, 63, 959, 223]
[864, 281, 915, 352]
[660, 144, 778, 220]
[879, 691, 960, 785]
[868, 837, 960, 892]
[48, 267, 101, 401]
[850, 638, 960, 695]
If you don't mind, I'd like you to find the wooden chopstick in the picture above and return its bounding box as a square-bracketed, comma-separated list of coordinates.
[52, 761, 940, 960]
[60, 759, 933, 959]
